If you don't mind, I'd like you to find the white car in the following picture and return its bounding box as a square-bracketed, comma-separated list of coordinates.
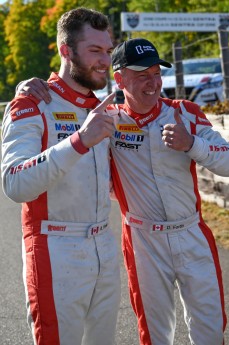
[162, 58, 222, 106]
[189, 74, 224, 106]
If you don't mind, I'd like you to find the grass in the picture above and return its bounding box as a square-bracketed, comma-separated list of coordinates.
[202, 201, 229, 249]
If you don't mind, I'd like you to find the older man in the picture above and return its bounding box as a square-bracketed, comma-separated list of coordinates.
[108, 38, 227, 345]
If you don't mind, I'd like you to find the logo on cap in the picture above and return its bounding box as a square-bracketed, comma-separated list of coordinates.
[135, 45, 156, 55]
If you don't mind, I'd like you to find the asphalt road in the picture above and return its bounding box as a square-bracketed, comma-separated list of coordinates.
[0, 182, 228, 345]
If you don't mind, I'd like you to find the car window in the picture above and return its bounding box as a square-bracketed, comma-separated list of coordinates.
[161, 67, 170, 76]
[183, 62, 221, 74]
[164, 60, 221, 76]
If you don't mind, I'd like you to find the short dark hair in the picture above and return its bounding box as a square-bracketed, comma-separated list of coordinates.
[57, 7, 109, 49]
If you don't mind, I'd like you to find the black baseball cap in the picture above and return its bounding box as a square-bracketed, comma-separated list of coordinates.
[112, 38, 172, 72]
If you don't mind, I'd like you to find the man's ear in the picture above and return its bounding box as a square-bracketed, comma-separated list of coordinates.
[114, 71, 124, 90]
[60, 44, 71, 60]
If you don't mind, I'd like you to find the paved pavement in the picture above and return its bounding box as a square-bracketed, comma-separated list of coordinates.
[0, 182, 228, 344]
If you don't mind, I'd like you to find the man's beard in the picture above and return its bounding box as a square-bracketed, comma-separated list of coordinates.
[70, 54, 107, 91]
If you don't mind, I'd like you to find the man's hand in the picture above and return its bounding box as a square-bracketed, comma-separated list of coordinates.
[16, 78, 51, 104]
[162, 108, 194, 152]
[78, 93, 115, 148]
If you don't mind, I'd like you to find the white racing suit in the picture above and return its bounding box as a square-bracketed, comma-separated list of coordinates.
[107, 98, 228, 345]
[1, 73, 121, 345]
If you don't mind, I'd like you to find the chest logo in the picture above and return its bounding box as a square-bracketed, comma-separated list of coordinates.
[53, 112, 78, 121]
[116, 124, 142, 133]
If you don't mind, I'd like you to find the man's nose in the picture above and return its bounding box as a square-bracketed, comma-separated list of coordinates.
[147, 76, 158, 86]
[99, 53, 111, 67]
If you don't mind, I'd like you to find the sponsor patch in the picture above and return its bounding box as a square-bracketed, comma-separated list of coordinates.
[209, 145, 229, 152]
[115, 131, 144, 143]
[11, 97, 40, 121]
[57, 133, 71, 141]
[15, 107, 34, 117]
[116, 124, 142, 133]
[115, 141, 141, 151]
[53, 112, 78, 121]
[76, 97, 86, 104]
[10, 155, 46, 174]
[48, 225, 66, 232]
[52, 81, 65, 94]
[55, 123, 80, 131]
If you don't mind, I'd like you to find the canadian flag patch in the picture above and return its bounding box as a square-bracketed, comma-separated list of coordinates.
[153, 224, 163, 231]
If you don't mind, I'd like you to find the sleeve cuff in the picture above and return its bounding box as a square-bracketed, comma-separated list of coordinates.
[70, 131, 89, 154]
[186, 135, 208, 161]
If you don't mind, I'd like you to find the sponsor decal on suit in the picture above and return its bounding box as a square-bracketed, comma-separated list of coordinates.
[53, 112, 78, 121]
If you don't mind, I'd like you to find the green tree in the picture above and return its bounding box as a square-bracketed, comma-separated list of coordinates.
[96, 0, 131, 43]
[4, 0, 54, 90]
[1, 0, 228, 101]
[0, 2, 12, 101]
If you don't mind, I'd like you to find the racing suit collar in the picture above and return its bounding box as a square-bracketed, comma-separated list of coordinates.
[121, 98, 162, 128]
[48, 72, 100, 109]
